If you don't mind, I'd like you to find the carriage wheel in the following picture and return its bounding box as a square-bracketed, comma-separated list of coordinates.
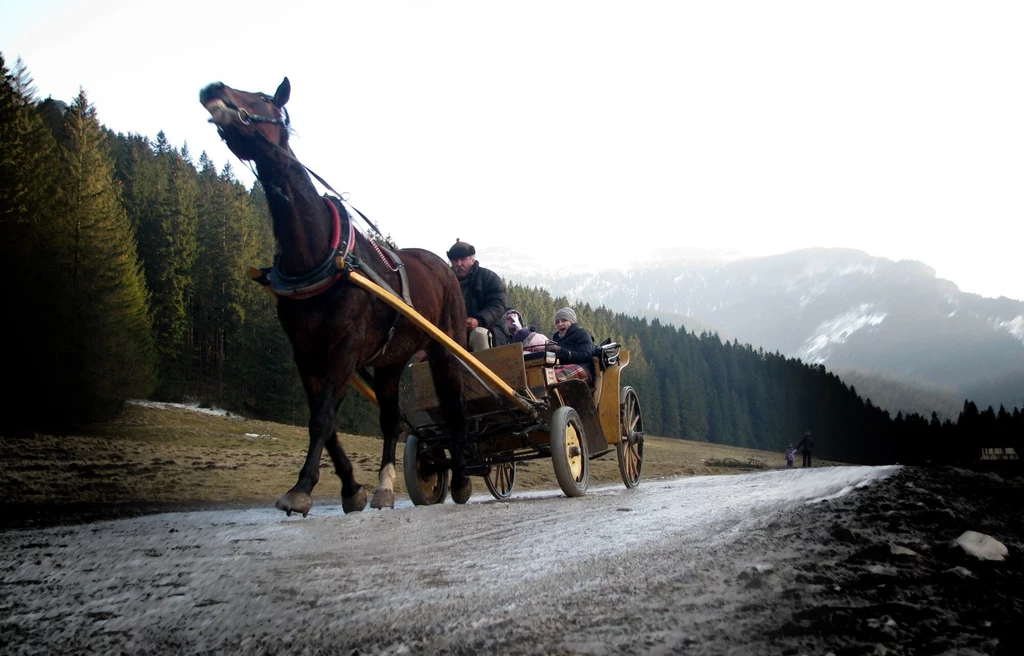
[403, 433, 449, 506]
[550, 406, 589, 497]
[616, 386, 645, 489]
[484, 461, 516, 501]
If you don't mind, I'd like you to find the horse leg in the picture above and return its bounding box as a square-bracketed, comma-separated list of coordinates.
[325, 431, 368, 513]
[428, 343, 472, 504]
[276, 374, 365, 516]
[368, 364, 404, 509]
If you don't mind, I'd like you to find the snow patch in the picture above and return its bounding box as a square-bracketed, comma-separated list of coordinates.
[796, 304, 888, 363]
[799, 281, 828, 308]
[993, 315, 1024, 344]
[837, 263, 877, 276]
[127, 399, 241, 418]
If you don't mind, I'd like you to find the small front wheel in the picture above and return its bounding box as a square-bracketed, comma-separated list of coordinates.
[484, 461, 516, 501]
[550, 406, 589, 497]
[403, 433, 449, 505]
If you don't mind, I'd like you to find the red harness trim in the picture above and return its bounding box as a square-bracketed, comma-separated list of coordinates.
[276, 196, 352, 300]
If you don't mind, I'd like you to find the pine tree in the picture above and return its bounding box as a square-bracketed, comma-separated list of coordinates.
[55, 90, 157, 424]
[0, 54, 61, 433]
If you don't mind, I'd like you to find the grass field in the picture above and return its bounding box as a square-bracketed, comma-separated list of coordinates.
[0, 402, 842, 508]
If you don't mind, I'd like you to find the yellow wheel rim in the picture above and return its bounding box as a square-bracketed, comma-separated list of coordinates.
[566, 422, 583, 481]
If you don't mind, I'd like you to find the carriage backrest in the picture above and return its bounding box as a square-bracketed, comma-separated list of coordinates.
[410, 343, 529, 413]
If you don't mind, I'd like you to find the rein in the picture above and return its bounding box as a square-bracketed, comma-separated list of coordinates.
[230, 95, 414, 363]
[219, 102, 388, 242]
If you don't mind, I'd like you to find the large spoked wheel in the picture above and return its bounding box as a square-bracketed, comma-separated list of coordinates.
[617, 386, 645, 489]
[550, 406, 589, 497]
[403, 433, 449, 506]
[484, 461, 516, 501]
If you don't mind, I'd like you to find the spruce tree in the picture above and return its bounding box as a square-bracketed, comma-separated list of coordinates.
[0, 54, 61, 433]
[55, 90, 157, 424]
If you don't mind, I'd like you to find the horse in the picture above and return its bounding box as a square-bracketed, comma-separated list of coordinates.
[199, 78, 473, 515]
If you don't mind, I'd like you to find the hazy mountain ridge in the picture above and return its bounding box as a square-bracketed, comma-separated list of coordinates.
[482, 246, 1024, 412]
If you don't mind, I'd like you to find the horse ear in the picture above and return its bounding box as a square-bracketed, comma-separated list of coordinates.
[273, 77, 291, 107]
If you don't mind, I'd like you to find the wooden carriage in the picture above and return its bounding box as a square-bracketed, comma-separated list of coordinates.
[402, 341, 645, 502]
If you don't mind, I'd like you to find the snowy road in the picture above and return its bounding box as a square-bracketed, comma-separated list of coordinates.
[0, 466, 898, 654]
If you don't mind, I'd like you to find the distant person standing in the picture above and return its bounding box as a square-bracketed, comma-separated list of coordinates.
[796, 431, 814, 467]
[785, 443, 796, 469]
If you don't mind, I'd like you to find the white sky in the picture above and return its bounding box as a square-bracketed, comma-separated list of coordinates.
[3, 0, 1022, 300]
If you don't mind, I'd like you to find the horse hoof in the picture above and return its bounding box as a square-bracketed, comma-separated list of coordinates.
[342, 486, 367, 513]
[276, 491, 312, 517]
[452, 477, 472, 505]
[370, 489, 396, 509]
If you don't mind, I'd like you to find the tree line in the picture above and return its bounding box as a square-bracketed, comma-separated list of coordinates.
[3, 54, 1020, 466]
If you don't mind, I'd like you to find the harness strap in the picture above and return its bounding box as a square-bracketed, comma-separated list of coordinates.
[350, 247, 412, 366]
[268, 197, 353, 299]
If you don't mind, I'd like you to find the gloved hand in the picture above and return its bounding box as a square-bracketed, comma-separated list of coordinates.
[545, 342, 561, 354]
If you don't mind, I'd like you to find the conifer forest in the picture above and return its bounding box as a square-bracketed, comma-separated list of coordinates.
[2, 55, 1020, 465]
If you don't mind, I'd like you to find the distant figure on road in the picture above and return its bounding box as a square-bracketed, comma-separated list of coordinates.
[785, 443, 796, 469]
[796, 431, 814, 467]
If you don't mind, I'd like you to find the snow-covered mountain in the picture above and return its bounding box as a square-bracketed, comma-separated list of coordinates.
[481, 246, 1024, 411]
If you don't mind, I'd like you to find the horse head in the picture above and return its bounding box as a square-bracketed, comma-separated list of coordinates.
[200, 78, 291, 162]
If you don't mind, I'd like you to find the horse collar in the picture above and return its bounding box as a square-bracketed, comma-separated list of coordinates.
[267, 196, 355, 299]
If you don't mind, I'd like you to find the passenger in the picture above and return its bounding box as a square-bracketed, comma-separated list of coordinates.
[549, 307, 597, 384]
[447, 239, 509, 351]
[503, 309, 525, 336]
[512, 326, 551, 353]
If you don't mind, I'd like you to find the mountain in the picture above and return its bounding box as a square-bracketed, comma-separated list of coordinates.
[483, 246, 1024, 412]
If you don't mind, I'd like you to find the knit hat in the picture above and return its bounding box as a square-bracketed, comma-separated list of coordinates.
[512, 327, 532, 344]
[554, 307, 577, 324]
[446, 238, 475, 260]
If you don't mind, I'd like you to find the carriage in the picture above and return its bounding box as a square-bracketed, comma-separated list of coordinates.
[401, 338, 644, 503]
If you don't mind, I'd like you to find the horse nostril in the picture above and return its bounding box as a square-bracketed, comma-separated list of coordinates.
[199, 82, 226, 104]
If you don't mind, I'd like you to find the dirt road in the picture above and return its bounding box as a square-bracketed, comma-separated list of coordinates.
[2, 465, 1020, 655]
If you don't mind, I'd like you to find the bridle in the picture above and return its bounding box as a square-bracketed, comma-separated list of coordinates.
[216, 94, 290, 130]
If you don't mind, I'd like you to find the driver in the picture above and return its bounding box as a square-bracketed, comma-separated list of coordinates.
[447, 239, 509, 351]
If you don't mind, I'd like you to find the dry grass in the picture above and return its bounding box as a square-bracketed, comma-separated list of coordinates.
[0, 403, 842, 507]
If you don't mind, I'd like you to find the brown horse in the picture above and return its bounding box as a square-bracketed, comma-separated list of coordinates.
[199, 78, 472, 514]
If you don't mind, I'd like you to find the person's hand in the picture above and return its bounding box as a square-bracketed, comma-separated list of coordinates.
[465, 317, 479, 331]
[545, 343, 561, 354]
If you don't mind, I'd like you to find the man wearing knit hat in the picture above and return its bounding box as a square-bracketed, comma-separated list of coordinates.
[550, 306, 597, 383]
[447, 238, 509, 351]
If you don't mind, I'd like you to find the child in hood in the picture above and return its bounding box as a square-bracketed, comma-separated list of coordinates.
[785, 444, 796, 468]
[512, 326, 551, 352]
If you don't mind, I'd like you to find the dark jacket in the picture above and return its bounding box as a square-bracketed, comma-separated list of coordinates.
[552, 323, 596, 381]
[459, 261, 509, 345]
[796, 436, 814, 453]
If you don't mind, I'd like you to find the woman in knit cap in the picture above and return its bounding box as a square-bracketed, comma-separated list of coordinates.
[550, 307, 597, 383]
